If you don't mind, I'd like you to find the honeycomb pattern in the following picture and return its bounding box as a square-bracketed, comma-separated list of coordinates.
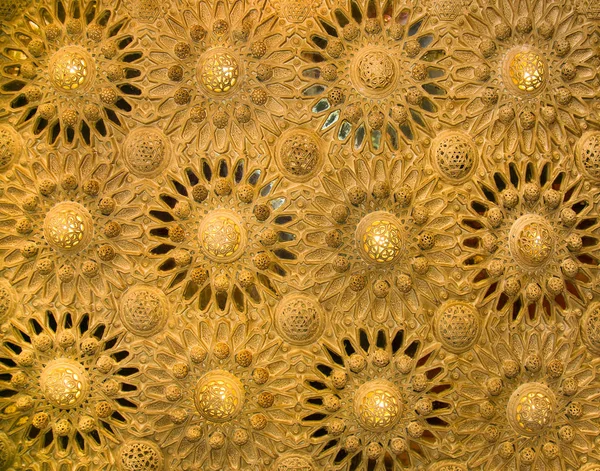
[0, 0, 25, 20]
[434, 133, 477, 182]
[120, 286, 167, 336]
[435, 302, 480, 353]
[124, 128, 170, 177]
[119, 441, 163, 471]
[275, 295, 323, 345]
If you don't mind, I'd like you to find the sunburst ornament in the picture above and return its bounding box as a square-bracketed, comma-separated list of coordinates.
[452, 315, 600, 469]
[0, 2, 144, 146]
[0, 307, 140, 464]
[146, 0, 296, 151]
[145, 150, 299, 315]
[0, 149, 145, 305]
[298, 0, 447, 153]
[444, 2, 597, 157]
[303, 154, 456, 322]
[301, 325, 453, 469]
[458, 157, 600, 324]
[141, 318, 296, 469]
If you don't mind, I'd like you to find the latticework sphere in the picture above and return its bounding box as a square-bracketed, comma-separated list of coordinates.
[357, 213, 404, 263]
[43, 202, 93, 252]
[124, 128, 170, 177]
[198, 211, 245, 262]
[509, 216, 555, 268]
[507, 383, 555, 436]
[578, 132, 600, 180]
[198, 50, 240, 94]
[275, 295, 323, 345]
[39, 359, 90, 409]
[118, 441, 163, 471]
[507, 50, 546, 93]
[194, 370, 245, 422]
[0, 125, 21, 169]
[120, 286, 167, 336]
[278, 132, 321, 179]
[582, 303, 600, 354]
[435, 301, 480, 353]
[356, 50, 395, 91]
[354, 380, 402, 431]
[48, 47, 93, 91]
[433, 133, 477, 182]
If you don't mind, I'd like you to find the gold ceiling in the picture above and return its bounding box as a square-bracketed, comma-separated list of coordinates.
[0, 0, 599, 469]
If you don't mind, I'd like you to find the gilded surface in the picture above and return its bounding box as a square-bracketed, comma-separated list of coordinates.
[0, 0, 599, 469]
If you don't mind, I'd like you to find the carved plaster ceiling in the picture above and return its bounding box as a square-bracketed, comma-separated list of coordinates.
[0, 0, 599, 470]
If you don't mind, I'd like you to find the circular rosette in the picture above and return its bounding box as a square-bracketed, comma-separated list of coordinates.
[142, 319, 296, 469]
[0, 307, 140, 461]
[301, 326, 452, 469]
[117, 440, 164, 471]
[0, 149, 145, 305]
[274, 128, 325, 183]
[118, 284, 169, 338]
[575, 131, 600, 192]
[0, 124, 24, 171]
[145, 154, 298, 316]
[0, 2, 143, 146]
[458, 158, 600, 325]
[299, 0, 447, 153]
[121, 127, 172, 179]
[146, 0, 295, 151]
[445, 2, 596, 157]
[429, 130, 479, 185]
[303, 156, 456, 322]
[273, 453, 318, 471]
[433, 300, 483, 355]
[273, 291, 327, 347]
[452, 321, 599, 469]
[0, 279, 18, 325]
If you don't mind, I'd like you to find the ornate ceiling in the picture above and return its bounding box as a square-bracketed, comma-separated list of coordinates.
[0, 0, 599, 469]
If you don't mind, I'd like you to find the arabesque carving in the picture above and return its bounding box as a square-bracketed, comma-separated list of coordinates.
[1, 0, 600, 469]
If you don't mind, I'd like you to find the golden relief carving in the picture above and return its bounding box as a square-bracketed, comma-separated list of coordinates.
[0, 0, 599, 469]
[48, 47, 93, 92]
